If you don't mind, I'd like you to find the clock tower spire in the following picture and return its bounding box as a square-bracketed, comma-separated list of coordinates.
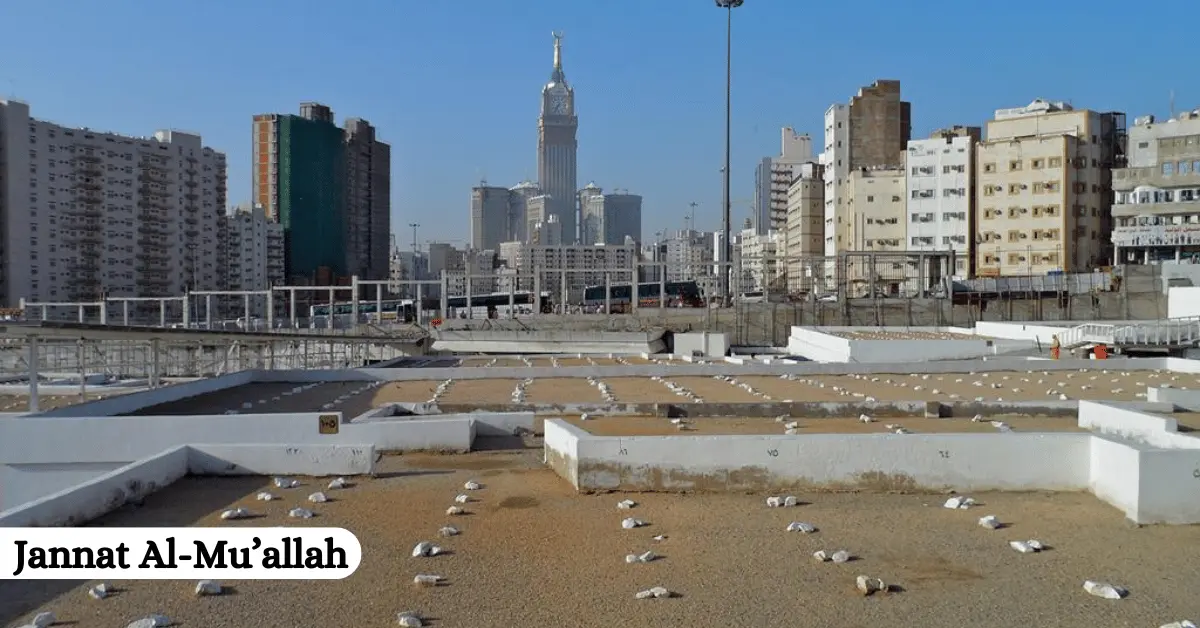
[537, 31, 579, 243]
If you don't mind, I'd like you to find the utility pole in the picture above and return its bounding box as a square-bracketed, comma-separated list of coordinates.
[688, 202, 698, 233]
[408, 223, 420, 299]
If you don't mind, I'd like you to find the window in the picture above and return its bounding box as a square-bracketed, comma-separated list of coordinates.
[866, 195, 874, 202]
[1009, 160, 1023, 171]
[983, 162, 997, 173]
[1048, 157, 1062, 168]
[982, 207, 996, 220]
[1032, 159, 1044, 169]
[1181, 161, 1193, 175]
[1164, 162, 1175, 176]
[1008, 183, 1022, 194]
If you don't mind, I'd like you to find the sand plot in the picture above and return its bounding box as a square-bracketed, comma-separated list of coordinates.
[0, 393, 126, 413]
[370, 381, 442, 404]
[522, 378, 607, 404]
[437, 379, 521, 405]
[1161, 413, 1200, 433]
[740, 370, 1168, 404]
[13, 457, 1200, 628]
[566, 415, 1084, 436]
[601, 377, 678, 403]
[667, 376, 773, 403]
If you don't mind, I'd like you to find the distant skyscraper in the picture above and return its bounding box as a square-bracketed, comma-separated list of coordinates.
[537, 32, 579, 244]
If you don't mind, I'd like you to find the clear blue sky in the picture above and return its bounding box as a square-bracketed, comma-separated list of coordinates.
[1, 0, 1192, 247]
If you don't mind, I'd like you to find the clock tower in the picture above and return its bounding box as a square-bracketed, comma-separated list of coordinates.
[537, 31, 579, 244]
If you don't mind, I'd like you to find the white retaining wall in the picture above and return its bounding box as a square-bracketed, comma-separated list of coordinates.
[0, 443, 377, 528]
[31, 370, 258, 418]
[974, 321, 1070, 345]
[787, 326, 999, 363]
[0, 410, 534, 510]
[544, 400, 1200, 524]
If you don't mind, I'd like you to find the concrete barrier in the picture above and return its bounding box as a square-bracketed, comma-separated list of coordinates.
[787, 326, 996, 363]
[543, 400, 1200, 524]
[0, 443, 378, 528]
[0, 446, 190, 527]
[187, 444, 376, 477]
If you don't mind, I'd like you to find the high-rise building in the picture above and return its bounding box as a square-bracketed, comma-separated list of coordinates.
[579, 184, 643, 245]
[537, 32, 579, 243]
[0, 99, 226, 306]
[254, 103, 391, 283]
[753, 127, 813, 235]
[1111, 110, 1200, 264]
[785, 162, 825, 293]
[218, 203, 285, 316]
[974, 99, 1126, 276]
[905, 126, 980, 278]
[344, 118, 391, 281]
[470, 185, 512, 251]
[821, 80, 912, 260]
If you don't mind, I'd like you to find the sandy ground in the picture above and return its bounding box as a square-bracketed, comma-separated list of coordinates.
[1161, 412, 1200, 432]
[740, 369, 1188, 404]
[6, 451, 1199, 628]
[523, 378, 606, 404]
[0, 393, 119, 413]
[561, 415, 1084, 436]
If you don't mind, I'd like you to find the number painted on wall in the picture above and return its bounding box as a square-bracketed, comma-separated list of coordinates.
[1193, 468, 1200, 479]
[351, 448, 364, 456]
[285, 447, 300, 456]
[766, 449, 779, 458]
[618, 448, 628, 456]
[318, 414, 340, 435]
[938, 450, 951, 459]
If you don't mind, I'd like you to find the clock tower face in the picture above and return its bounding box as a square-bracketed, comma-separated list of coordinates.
[548, 94, 568, 115]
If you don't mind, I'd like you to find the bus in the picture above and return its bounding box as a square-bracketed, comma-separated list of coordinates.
[309, 291, 554, 325]
[443, 291, 553, 318]
[582, 281, 704, 310]
[310, 299, 411, 321]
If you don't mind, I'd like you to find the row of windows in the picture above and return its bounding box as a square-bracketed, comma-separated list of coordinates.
[1116, 188, 1200, 204]
[1160, 160, 1200, 176]
[910, 235, 967, 246]
[910, 164, 968, 175]
[911, 188, 967, 199]
[980, 252, 1061, 266]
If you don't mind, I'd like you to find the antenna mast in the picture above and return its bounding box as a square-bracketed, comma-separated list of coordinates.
[688, 202, 699, 232]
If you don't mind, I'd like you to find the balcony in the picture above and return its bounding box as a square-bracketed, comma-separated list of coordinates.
[59, 204, 101, 217]
[137, 224, 173, 238]
[1112, 199, 1200, 217]
[137, 184, 169, 198]
[141, 169, 170, 184]
[74, 163, 103, 177]
[62, 232, 102, 245]
[74, 179, 102, 192]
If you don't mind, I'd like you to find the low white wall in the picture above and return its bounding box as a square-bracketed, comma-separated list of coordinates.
[1078, 400, 1192, 449]
[543, 420, 582, 490]
[0, 443, 380, 528]
[0, 446, 190, 527]
[0, 411, 481, 510]
[845, 337, 993, 363]
[974, 321, 1070, 345]
[674, 332, 729, 358]
[188, 444, 376, 477]
[1088, 435, 1144, 522]
[549, 419, 1090, 492]
[32, 370, 256, 417]
[1137, 448, 1200, 524]
[786, 327, 851, 362]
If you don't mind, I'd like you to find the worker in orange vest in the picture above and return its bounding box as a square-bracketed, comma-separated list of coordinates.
[1050, 334, 1061, 360]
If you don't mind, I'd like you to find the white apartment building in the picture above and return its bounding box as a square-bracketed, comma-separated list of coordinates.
[905, 128, 978, 278]
[0, 99, 226, 307]
[221, 204, 284, 290]
[738, 228, 783, 291]
[785, 162, 825, 294]
[975, 99, 1125, 276]
[753, 127, 813, 235]
[665, 229, 715, 284]
[527, 243, 637, 298]
[1112, 110, 1200, 264]
[445, 249, 497, 297]
[821, 104, 850, 260]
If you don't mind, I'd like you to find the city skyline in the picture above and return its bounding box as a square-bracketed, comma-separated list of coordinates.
[0, 0, 1194, 246]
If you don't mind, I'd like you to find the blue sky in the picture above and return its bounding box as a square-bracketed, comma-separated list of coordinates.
[1, 0, 1193, 247]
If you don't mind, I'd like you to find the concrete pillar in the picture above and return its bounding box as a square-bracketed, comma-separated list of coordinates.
[150, 338, 160, 388]
[466, 275, 473, 318]
[243, 294, 251, 330]
[440, 270, 449, 318]
[508, 281, 515, 319]
[123, 301, 130, 326]
[533, 269, 542, 314]
[266, 290, 274, 330]
[374, 282, 382, 324]
[78, 304, 84, 323]
[27, 337, 39, 413]
[415, 283, 424, 323]
[604, 273, 611, 314]
[181, 297, 190, 328]
[630, 264, 639, 313]
[351, 275, 360, 326]
[77, 339, 86, 402]
[99, 301, 107, 325]
[327, 288, 335, 330]
[159, 300, 166, 327]
[659, 270, 666, 309]
[560, 269, 568, 313]
[289, 289, 297, 328]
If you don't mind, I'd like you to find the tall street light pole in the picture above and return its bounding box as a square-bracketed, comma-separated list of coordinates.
[716, 0, 743, 305]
